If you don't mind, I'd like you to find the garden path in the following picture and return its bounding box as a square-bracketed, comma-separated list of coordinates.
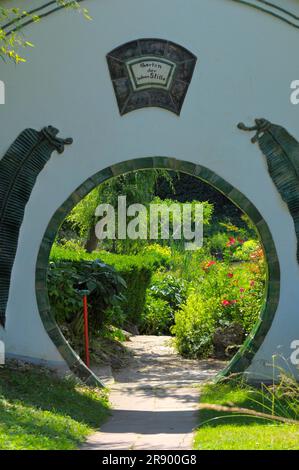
[83, 336, 224, 450]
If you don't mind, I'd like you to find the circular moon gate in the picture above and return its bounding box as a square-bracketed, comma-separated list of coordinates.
[1, 0, 299, 385]
[36, 157, 280, 385]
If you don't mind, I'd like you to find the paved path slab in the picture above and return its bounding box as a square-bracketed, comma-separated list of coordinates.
[83, 336, 224, 450]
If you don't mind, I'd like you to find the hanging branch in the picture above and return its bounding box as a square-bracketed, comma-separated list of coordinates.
[0, 1, 89, 63]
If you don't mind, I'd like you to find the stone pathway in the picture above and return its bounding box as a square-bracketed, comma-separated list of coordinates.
[83, 336, 224, 450]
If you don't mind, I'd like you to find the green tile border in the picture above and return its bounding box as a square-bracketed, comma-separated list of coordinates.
[36, 157, 280, 384]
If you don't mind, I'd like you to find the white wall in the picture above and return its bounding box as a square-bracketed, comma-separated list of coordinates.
[0, 0, 299, 379]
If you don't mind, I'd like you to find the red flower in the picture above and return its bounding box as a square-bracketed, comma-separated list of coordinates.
[203, 260, 216, 272]
[240, 288, 245, 293]
[221, 298, 237, 307]
[227, 273, 234, 278]
[250, 280, 255, 287]
[226, 237, 236, 247]
[207, 260, 216, 267]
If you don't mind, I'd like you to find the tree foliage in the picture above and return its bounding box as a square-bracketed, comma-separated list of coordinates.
[66, 169, 173, 240]
[0, 1, 90, 63]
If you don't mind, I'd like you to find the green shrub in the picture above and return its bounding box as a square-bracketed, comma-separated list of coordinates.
[47, 261, 82, 324]
[140, 273, 188, 335]
[96, 251, 169, 326]
[120, 266, 152, 326]
[50, 244, 169, 327]
[48, 259, 126, 331]
[141, 294, 173, 335]
[172, 292, 216, 358]
[77, 259, 126, 331]
[169, 248, 209, 282]
[142, 243, 171, 260]
[149, 274, 188, 311]
[207, 232, 229, 257]
[232, 239, 260, 261]
[104, 305, 126, 329]
[50, 243, 93, 262]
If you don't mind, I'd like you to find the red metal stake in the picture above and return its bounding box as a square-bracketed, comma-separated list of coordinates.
[83, 295, 90, 368]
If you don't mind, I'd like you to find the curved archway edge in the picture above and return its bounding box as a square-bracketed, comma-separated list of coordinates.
[36, 156, 280, 385]
[5, 1, 299, 35]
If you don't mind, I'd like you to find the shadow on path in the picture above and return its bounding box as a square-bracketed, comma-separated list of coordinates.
[84, 336, 225, 450]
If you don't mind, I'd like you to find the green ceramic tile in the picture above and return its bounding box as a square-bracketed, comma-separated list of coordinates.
[152, 156, 174, 169]
[176, 160, 197, 175]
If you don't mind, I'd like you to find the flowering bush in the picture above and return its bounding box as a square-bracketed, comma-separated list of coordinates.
[224, 236, 245, 260]
[172, 240, 266, 358]
[232, 239, 261, 261]
[202, 260, 217, 272]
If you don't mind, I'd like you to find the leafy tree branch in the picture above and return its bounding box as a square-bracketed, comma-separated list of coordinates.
[0, 1, 89, 63]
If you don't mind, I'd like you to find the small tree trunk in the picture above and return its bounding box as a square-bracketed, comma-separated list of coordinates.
[85, 224, 98, 253]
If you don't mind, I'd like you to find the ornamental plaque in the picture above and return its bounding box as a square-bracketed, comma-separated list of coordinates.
[106, 39, 197, 115]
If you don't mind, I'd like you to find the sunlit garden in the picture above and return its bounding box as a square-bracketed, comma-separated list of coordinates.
[2, 168, 298, 450]
[47, 170, 266, 366]
[1, 0, 299, 456]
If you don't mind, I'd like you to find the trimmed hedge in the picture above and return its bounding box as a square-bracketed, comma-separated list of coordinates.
[50, 245, 169, 326]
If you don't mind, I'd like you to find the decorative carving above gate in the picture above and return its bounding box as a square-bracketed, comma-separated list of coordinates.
[106, 39, 197, 115]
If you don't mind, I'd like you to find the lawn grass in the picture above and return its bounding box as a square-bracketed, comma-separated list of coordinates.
[194, 382, 299, 450]
[0, 363, 110, 450]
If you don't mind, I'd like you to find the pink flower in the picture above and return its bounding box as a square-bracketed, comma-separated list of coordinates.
[250, 280, 255, 287]
[240, 288, 245, 293]
[221, 299, 231, 307]
[227, 273, 234, 279]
